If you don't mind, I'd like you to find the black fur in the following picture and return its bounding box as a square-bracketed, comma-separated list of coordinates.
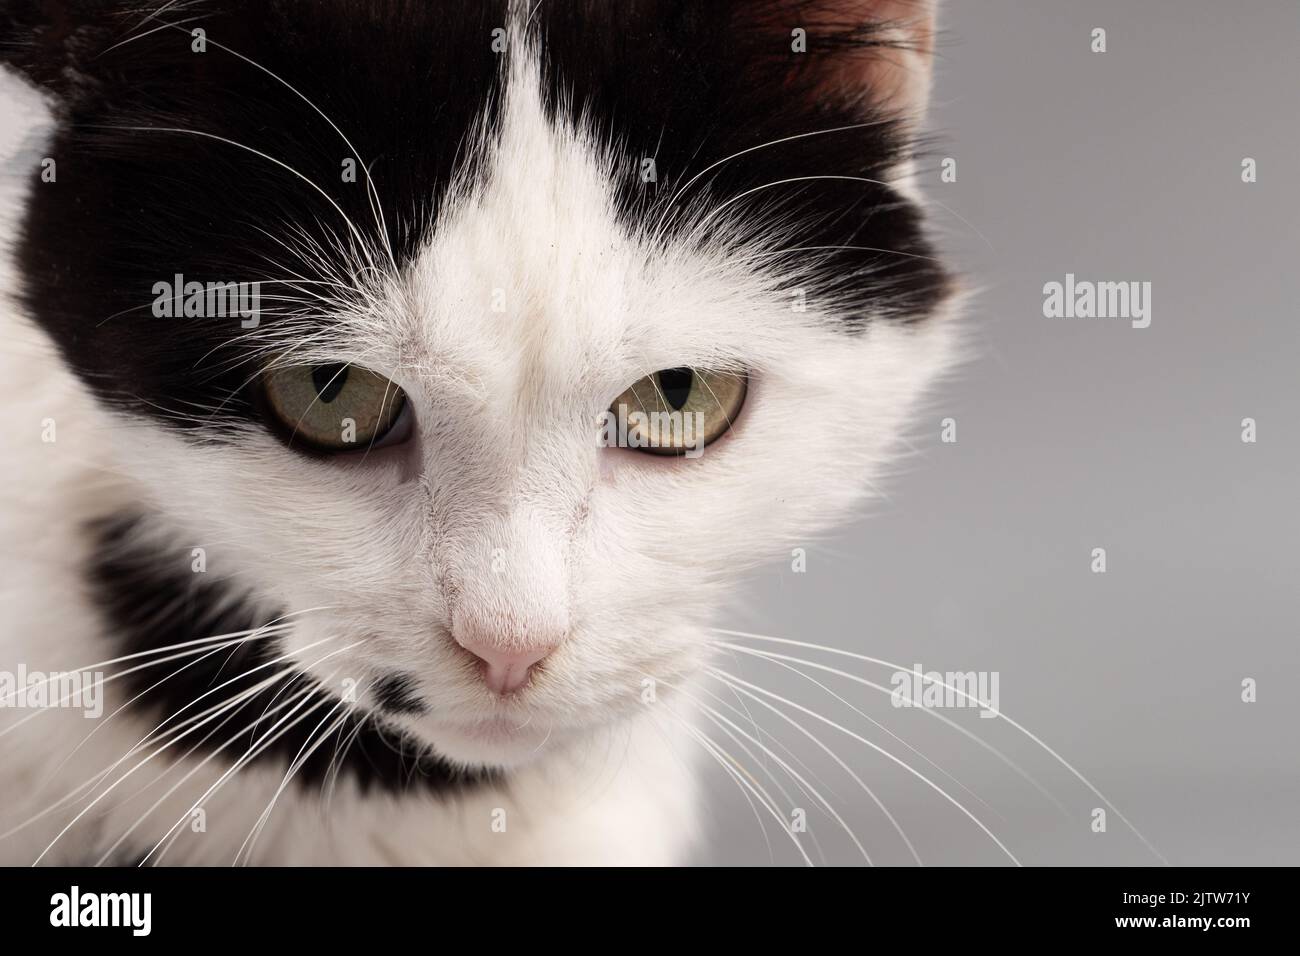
[87, 512, 494, 797]
[536, 1, 949, 324]
[373, 672, 427, 716]
[4, 0, 509, 434]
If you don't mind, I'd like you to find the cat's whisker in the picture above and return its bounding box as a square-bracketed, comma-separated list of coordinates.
[155, 22, 400, 272]
[28, 633, 348, 864]
[28, 661, 306, 861]
[0, 667, 290, 845]
[656, 707, 799, 866]
[698, 671, 898, 865]
[781, 243, 943, 263]
[132, 681, 326, 867]
[319, 716, 369, 810]
[690, 174, 893, 237]
[235, 694, 356, 866]
[707, 662, 1021, 866]
[100, 125, 381, 275]
[96, 0, 201, 57]
[715, 628, 1166, 864]
[672, 681, 857, 864]
[713, 639, 1062, 819]
[33, 624, 305, 794]
[654, 121, 893, 234]
[714, 641, 1008, 822]
[681, 670, 847, 814]
[88, 667, 313, 865]
[144, 653, 358, 867]
[109, 12, 398, 281]
[0, 621, 300, 737]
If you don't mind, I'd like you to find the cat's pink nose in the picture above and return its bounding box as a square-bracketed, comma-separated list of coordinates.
[456, 640, 554, 695]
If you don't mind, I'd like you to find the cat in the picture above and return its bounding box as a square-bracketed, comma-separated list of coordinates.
[0, 0, 958, 865]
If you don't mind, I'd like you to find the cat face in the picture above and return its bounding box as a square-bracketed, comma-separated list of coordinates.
[7, 1, 955, 768]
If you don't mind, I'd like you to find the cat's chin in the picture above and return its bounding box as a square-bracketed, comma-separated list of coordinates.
[425, 714, 574, 768]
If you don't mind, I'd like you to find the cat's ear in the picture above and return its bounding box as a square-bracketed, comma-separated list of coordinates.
[757, 0, 938, 124]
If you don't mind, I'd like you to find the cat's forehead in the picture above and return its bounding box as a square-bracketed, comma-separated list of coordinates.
[390, 51, 757, 393]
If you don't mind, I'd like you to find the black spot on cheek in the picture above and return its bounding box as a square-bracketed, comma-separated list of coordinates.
[373, 673, 427, 716]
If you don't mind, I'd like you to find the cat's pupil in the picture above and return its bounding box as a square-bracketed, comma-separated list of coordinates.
[312, 363, 349, 403]
[658, 368, 693, 410]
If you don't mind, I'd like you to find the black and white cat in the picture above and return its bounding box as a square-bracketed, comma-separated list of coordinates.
[0, 0, 958, 864]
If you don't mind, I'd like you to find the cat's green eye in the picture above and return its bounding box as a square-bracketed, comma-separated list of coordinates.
[608, 368, 747, 456]
[260, 363, 409, 452]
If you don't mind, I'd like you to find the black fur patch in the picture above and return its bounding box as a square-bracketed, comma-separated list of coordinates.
[373, 672, 427, 716]
[87, 513, 494, 798]
[5, 0, 509, 434]
[535, 2, 949, 326]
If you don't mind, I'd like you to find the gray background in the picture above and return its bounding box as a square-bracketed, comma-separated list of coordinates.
[696, 0, 1300, 865]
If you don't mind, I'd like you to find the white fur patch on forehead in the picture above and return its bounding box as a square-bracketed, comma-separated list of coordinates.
[400, 38, 634, 389]
[394, 31, 932, 417]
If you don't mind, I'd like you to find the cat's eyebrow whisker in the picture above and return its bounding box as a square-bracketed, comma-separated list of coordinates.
[714, 629, 1167, 864]
[712, 640, 1062, 820]
[96, 2, 204, 57]
[781, 243, 943, 263]
[95, 14, 210, 60]
[654, 121, 894, 235]
[707, 663, 1021, 866]
[130, 17, 398, 273]
[690, 174, 894, 238]
[251, 220, 377, 303]
[671, 680, 860, 865]
[100, 125, 381, 276]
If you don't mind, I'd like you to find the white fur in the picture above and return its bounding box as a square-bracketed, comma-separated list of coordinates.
[0, 36, 956, 865]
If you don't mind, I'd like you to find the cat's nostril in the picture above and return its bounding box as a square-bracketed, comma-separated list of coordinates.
[456, 640, 555, 696]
